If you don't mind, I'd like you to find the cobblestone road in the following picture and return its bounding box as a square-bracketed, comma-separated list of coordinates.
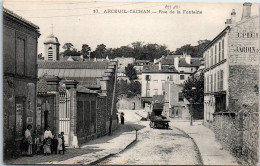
[100, 121, 202, 165]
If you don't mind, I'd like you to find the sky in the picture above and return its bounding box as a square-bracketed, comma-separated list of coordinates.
[3, 0, 259, 55]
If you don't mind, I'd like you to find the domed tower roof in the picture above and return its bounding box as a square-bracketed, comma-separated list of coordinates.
[44, 34, 60, 45]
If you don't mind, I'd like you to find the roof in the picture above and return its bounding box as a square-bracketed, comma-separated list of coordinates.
[38, 61, 109, 69]
[153, 95, 164, 104]
[142, 65, 178, 73]
[203, 26, 230, 52]
[60, 56, 83, 62]
[44, 34, 60, 44]
[160, 57, 201, 67]
[70, 77, 101, 89]
[179, 58, 201, 67]
[3, 7, 39, 30]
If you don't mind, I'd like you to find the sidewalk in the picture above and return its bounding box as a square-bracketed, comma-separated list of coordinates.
[4, 123, 139, 165]
[171, 119, 239, 165]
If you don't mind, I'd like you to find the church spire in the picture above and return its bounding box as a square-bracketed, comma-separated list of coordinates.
[51, 24, 54, 35]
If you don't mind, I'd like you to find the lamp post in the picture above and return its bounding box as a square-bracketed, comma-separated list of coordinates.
[190, 86, 196, 126]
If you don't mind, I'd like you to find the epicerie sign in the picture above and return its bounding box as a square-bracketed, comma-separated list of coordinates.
[237, 32, 258, 38]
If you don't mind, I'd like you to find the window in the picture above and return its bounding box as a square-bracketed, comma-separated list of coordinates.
[211, 48, 213, 66]
[222, 39, 224, 60]
[180, 75, 185, 80]
[147, 89, 150, 97]
[16, 37, 25, 75]
[191, 68, 193, 72]
[210, 74, 213, 92]
[219, 42, 221, 62]
[145, 75, 151, 81]
[207, 76, 209, 93]
[215, 45, 217, 64]
[154, 89, 158, 95]
[220, 70, 224, 90]
[169, 75, 173, 81]
[178, 92, 184, 102]
[204, 76, 207, 93]
[146, 82, 150, 89]
[217, 71, 220, 91]
[48, 47, 53, 60]
[214, 73, 216, 92]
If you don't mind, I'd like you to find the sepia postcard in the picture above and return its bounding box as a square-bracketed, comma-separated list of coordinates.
[2, 0, 259, 165]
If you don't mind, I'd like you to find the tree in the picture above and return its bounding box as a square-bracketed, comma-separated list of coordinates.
[174, 40, 210, 57]
[92, 44, 107, 58]
[117, 80, 141, 98]
[182, 72, 204, 104]
[125, 64, 138, 81]
[62, 43, 74, 51]
[81, 44, 91, 59]
[127, 81, 141, 98]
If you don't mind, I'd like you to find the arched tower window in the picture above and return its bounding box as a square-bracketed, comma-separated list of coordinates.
[48, 47, 53, 60]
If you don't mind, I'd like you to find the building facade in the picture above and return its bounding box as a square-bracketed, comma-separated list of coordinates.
[203, 3, 259, 165]
[3, 8, 40, 159]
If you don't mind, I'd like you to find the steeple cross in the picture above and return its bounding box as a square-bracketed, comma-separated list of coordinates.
[51, 24, 54, 35]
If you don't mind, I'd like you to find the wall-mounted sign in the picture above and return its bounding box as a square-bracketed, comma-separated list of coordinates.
[236, 47, 259, 53]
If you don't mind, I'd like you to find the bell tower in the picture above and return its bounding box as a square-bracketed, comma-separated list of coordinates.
[43, 25, 60, 61]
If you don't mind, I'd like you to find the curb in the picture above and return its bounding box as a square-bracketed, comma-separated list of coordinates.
[174, 127, 204, 165]
[87, 136, 137, 165]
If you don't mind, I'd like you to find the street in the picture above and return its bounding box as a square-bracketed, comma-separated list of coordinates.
[100, 110, 202, 165]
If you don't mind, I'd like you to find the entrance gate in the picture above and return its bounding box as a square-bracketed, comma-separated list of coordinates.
[59, 91, 71, 146]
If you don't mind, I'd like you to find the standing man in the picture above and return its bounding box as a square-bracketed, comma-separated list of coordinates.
[120, 112, 124, 125]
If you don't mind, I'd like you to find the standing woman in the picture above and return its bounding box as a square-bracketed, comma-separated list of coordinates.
[24, 125, 33, 156]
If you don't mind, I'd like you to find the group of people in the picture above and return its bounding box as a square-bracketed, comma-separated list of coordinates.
[22, 125, 65, 156]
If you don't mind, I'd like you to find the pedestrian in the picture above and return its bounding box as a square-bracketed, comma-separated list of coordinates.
[120, 112, 124, 124]
[43, 138, 51, 155]
[52, 135, 58, 154]
[22, 125, 33, 156]
[60, 132, 65, 154]
[44, 126, 53, 139]
[57, 134, 63, 154]
[33, 132, 40, 155]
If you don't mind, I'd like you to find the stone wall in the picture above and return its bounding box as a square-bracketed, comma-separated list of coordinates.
[117, 95, 142, 110]
[212, 110, 259, 165]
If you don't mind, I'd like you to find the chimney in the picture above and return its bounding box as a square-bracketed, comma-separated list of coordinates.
[242, 2, 252, 20]
[174, 56, 179, 71]
[185, 54, 191, 64]
[225, 19, 232, 27]
[231, 9, 236, 24]
[159, 62, 162, 70]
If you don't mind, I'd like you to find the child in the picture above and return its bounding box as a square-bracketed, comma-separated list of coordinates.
[43, 138, 51, 155]
[36, 138, 43, 155]
[57, 134, 63, 154]
[52, 135, 58, 154]
[61, 132, 65, 154]
[33, 133, 40, 155]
